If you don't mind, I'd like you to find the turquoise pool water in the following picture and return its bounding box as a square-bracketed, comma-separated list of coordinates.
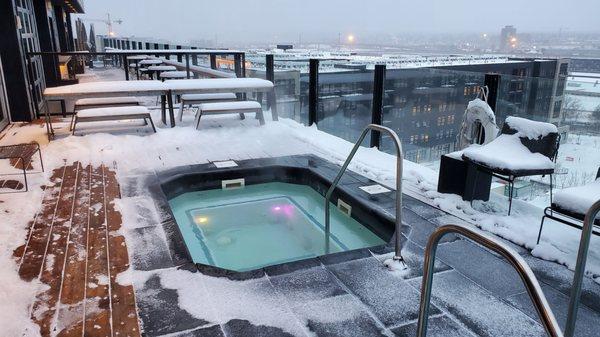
[168, 182, 385, 271]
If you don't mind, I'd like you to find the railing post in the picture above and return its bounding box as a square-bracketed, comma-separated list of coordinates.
[370, 64, 386, 148]
[191, 46, 198, 66]
[308, 58, 319, 126]
[176, 45, 182, 62]
[484, 73, 500, 112]
[185, 54, 191, 79]
[266, 54, 274, 110]
[210, 54, 217, 69]
[233, 53, 242, 77]
[122, 54, 129, 81]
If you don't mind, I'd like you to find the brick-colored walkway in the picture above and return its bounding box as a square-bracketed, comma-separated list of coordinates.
[14, 162, 141, 337]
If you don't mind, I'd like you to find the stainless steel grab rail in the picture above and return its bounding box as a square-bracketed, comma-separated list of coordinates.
[416, 224, 563, 337]
[324, 124, 405, 264]
[564, 199, 600, 337]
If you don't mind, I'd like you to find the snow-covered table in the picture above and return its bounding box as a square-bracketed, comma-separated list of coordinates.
[43, 78, 276, 136]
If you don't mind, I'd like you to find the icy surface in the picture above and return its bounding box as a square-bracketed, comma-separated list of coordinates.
[504, 116, 558, 139]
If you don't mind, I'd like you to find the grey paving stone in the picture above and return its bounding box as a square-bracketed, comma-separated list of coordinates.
[130, 225, 174, 271]
[408, 271, 546, 337]
[168, 324, 225, 337]
[269, 266, 347, 304]
[400, 208, 458, 248]
[327, 256, 437, 326]
[136, 274, 211, 336]
[402, 197, 447, 220]
[291, 295, 390, 337]
[523, 254, 600, 313]
[222, 319, 302, 337]
[506, 284, 600, 337]
[391, 315, 476, 337]
[436, 239, 526, 298]
[372, 240, 452, 280]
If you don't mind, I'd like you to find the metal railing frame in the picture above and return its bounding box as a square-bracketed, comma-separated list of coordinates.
[564, 199, 600, 337]
[416, 224, 563, 337]
[324, 124, 405, 263]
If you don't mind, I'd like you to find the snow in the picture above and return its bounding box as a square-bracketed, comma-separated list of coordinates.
[181, 93, 237, 101]
[3, 67, 600, 335]
[77, 106, 150, 118]
[504, 116, 558, 139]
[198, 101, 261, 111]
[462, 134, 555, 171]
[553, 178, 600, 214]
[44, 78, 273, 97]
[467, 98, 496, 125]
[147, 65, 176, 71]
[138, 59, 162, 65]
[75, 97, 140, 106]
[159, 71, 187, 78]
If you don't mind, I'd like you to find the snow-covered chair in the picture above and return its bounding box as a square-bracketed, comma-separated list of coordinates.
[462, 117, 560, 215]
[537, 168, 600, 243]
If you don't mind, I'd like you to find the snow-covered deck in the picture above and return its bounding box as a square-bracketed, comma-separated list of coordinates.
[1, 67, 599, 336]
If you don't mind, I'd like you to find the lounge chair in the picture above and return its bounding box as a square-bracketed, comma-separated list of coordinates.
[462, 117, 560, 215]
[537, 168, 600, 243]
[0, 142, 43, 192]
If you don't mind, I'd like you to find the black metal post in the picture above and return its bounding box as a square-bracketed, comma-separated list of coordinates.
[370, 64, 386, 148]
[308, 59, 319, 126]
[191, 46, 198, 66]
[210, 55, 217, 69]
[266, 54, 274, 110]
[164, 44, 170, 59]
[185, 54, 191, 79]
[234, 54, 242, 77]
[123, 54, 129, 80]
[484, 73, 501, 112]
[146, 42, 151, 49]
[176, 45, 182, 62]
[242, 53, 246, 77]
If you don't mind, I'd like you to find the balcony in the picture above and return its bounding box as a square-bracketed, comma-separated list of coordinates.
[1, 45, 599, 337]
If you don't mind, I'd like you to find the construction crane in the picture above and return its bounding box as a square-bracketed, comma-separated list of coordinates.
[81, 13, 123, 37]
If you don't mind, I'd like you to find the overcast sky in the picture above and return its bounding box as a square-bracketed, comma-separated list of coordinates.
[76, 0, 600, 44]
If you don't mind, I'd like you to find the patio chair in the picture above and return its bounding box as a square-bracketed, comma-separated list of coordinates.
[0, 142, 44, 193]
[537, 168, 600, 244]
[462, 116, 560, 215]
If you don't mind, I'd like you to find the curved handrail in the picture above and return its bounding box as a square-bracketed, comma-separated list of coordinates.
[564, 199, 600, 337]
[324, 124, 405, 264]
[416, 224, 563, 337]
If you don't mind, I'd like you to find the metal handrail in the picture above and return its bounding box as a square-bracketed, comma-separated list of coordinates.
[416, 224, 563, 337]
[324, 124, 405, 265]
[564, 199, 600, 337]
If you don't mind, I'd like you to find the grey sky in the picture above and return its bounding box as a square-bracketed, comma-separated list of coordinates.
[76, 0, 600, 44]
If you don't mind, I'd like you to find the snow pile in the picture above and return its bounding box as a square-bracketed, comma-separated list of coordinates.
[553, 178, 600, 214]
[504, 116, 558, 139]
[461, 134, 555, 171]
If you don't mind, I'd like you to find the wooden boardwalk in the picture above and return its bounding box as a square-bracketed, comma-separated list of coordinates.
[14, 162, 141, 337]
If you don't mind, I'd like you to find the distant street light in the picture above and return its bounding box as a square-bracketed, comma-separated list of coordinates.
[347, 34, 355, 43]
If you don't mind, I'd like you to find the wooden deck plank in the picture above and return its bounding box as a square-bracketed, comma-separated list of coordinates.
[18, 164, 66, 281]
[55, 163, 91, 336]
[84, 166, 112, 337]
[31, 163, 79, 336]
[104, 166, 141, 337]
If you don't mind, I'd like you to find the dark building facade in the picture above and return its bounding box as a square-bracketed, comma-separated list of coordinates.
[0, 0, 83, 126]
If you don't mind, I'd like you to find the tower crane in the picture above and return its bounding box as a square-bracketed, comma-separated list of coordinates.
[81, 13, 123, 37]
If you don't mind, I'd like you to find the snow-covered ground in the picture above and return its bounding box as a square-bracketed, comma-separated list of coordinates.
[1, 67, 599, 336]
